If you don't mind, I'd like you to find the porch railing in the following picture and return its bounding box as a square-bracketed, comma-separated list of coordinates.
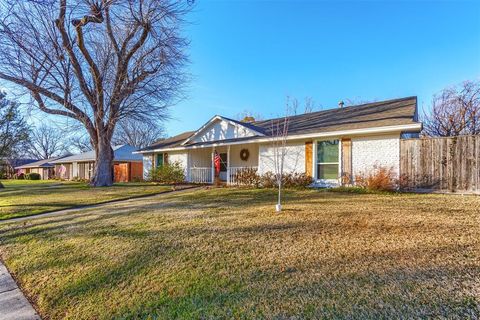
[228, 166, 258, 185]
[189, 167, 213, 184]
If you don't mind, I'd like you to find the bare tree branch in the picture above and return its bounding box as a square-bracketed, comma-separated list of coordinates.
[0, 0, 191, 186]
[423, 80, 480, 137]
[27, 125, 68, 159]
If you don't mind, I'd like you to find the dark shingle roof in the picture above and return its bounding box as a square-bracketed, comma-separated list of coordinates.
[138, 131, 195, 152]
[140, 97, 420, 151]
[252, 96, 419, 136]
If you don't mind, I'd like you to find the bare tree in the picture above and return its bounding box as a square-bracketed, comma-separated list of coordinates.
[0, 92, 30, 188]
[113, 119, 165, 148]
[28, 125, 68, 159]
[0, 0, 190, 186]
[69, 134, 93, 153]
[303, 97, 319, 114]
[423, 80, 480, 137]
[270, 99, 290, 212]
[291, 96, 321, 115]
[0, 92, 30, 161]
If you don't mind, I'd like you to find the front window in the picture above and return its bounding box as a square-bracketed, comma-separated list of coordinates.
[156, 153, 164, 167]
[317, 140, 339, 180]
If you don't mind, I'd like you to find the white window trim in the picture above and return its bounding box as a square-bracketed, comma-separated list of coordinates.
[313, 138, 342, 186]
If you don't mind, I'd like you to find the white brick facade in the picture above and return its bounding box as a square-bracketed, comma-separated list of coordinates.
[143, 134, 402, 184]
[168, 151, 188, 176]
[142, 155, 153, 180]
[258, 142, 305, 175]
[351, 134, 400, 177]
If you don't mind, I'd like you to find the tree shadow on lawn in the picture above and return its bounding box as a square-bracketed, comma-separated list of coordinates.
[0, 189, 448, 244]
[248, 263, 480, 319]
[1, 195, 479, 318]
[31, 236, 480, 318]
[9, 223, 256, 318]
[0, 207, 151, 241]
[0, 202, 102, 221]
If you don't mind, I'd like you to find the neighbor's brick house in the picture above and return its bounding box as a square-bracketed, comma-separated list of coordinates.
[51, 145, 143, 182]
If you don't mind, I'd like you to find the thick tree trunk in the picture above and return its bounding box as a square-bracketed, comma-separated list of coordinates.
[91, 138, 114, 187]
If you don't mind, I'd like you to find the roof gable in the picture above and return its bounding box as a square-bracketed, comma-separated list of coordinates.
[182, 116, 265, 145]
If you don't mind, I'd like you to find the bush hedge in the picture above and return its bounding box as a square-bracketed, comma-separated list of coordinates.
[13, 173, 25, 180]
[147, 162, 185, 184]
[25, 172, 41, 180]
[234, 169, 313, 188]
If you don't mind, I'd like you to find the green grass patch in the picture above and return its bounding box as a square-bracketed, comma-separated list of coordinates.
[0, 188, 478, 319]
[326, 185, 399, 194]
[0, 180, 173, 220]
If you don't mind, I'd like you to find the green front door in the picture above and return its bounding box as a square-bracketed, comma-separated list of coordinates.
[156, 153, 163, 167]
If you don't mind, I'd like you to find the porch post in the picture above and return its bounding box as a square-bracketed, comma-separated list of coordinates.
[227, 145, 231, 185]
[186, 150, 190, 183]
[211, 147, 215, 184]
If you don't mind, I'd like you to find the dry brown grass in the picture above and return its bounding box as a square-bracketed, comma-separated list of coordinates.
[0, 180, 172, 220]
[0, 188, 479, 319]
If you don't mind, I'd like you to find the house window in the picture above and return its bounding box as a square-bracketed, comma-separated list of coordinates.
[316, 140, 339, 180]
[156, 153, 164, 167]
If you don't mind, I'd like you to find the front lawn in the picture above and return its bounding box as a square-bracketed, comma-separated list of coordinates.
[0, 188, 479, 319]
[0, 180, 174, 220]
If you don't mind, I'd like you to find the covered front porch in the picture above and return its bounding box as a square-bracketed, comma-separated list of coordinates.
[187, 144, 259, 184]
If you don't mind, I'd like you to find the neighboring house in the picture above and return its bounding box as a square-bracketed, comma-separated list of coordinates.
[50, 145, 143, 182]
[136, 97, 422, 186]
[15, 156, 67, 179]
[0, 158, 38, 178]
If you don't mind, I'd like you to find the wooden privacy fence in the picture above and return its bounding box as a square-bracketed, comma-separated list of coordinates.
[400, 135, 480, 192]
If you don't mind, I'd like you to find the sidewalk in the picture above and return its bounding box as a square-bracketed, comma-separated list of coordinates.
[0, 262, 40, 320]
[0, 185, 202, 225]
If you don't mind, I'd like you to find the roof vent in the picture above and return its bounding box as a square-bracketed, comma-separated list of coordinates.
[338, 100, 345, 108]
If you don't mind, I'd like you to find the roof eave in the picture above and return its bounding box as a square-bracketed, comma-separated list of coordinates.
[136, 123, 422, 154]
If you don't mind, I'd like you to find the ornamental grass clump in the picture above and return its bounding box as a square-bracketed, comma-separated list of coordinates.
[355, 166, 397, 192]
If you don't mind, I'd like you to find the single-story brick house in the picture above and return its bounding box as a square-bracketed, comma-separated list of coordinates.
[136, 97, 422, 186]
[50, 145, 143, 182]
[15, 156, 67, 179]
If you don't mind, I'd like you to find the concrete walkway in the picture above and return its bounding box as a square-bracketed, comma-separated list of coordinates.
[0, 185, 202, 225]
[0, 262, 40, 320]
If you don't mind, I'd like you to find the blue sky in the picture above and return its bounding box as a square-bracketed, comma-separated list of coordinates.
[164, 0, 480, 136]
